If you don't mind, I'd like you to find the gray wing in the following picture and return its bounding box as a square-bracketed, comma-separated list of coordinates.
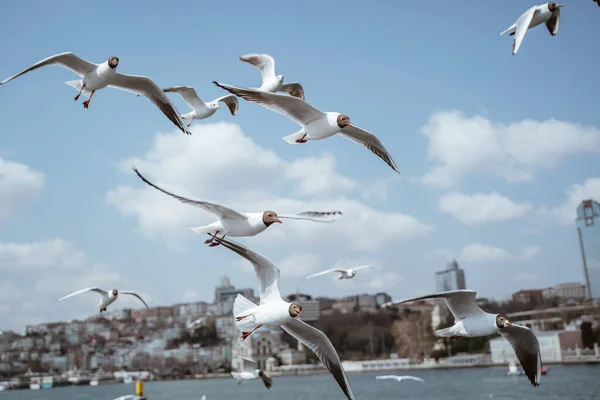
[500, 324, 541, 387]
[281, 318, 355, 400]
[239, 53, 276, 83]
[58, 287, 107, 301]
[545, 8, 560, 36]
[278, 210, 342, 223]
[218, 237, 282, 304]
[162, 85, 207, 111]
[132, 166, 247, 220]
[260, 373, 273, 390]
[382, 290, 484, 321]
[339, 125, 400, 174]
[213, 81, 325, 126]
[305, 269, 343, 279]
[120, 291, 149, 309]
[278, 82, 305, 100]
[215, 94, 239, 116]
[109, 73, 190, 135]
[0, 52, 97, 85]
[512, 6, 537, 55]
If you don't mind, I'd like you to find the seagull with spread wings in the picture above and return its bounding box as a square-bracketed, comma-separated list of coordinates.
[0, 52, 190, 134]
[500, 3, 563, 55]
[213, 81, 399, 174]
[58, 287, 149, 313]
[239, 53, 305, 100]
[306, 265, 375, 280]
[132, 166, 342, 246]
[217, 237, 355, 400]
[231, 355, 273, 389]
[162, 86, 238, 127]
[375, 375, 425, 383]
[382, 290, 542, 387]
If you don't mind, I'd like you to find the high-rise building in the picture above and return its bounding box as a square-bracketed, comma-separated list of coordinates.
[576, 199, 600, 299]
[435, 259, 466, 293]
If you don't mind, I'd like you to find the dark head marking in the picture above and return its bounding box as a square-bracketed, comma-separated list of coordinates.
[336, 114, 351, 129]
[108, 56, 120, 69]
[496, 314, 507, 328]
[288, 302, 302, 318]
[258, 370, 264, 376]
[112, 289, 118, 296]
[262, 210, 281, 227]
[548, 2, 563, 11]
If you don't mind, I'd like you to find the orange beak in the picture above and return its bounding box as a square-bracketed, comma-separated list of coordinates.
[297, 310, 302, 316]
[505, 322, 513, 327]
[276, 219, 282, 224]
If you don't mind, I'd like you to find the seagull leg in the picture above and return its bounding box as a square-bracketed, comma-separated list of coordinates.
[82, 91, 96, 109]
[204, 232, 219, 245]
[295, 134, 308, 144]
[235, 314, 250, 322]
[209, 234, 226, 247]
[187, 120, 194, 127]
[450, 336, 460, 341]
[241, 325, 262, 341]
[74, 83, 86, 102]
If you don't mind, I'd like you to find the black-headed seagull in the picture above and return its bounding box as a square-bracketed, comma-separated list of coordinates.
[239, 53, 305, 100]
[375, 375, 425, 383]
[161, 85, 238, 127]
[500, 3, 563, 55]
[231, 355, 273, 389]
[306, 265, 375, 280]
[58, 287, 149, 313]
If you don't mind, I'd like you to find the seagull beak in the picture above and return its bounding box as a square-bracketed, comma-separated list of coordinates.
[557, 4, 564, 7]
[276, 219, 282, 224]
[347, 122, 353, 126]
[505, 321, 513, 327]
[297, 311, 302, 317]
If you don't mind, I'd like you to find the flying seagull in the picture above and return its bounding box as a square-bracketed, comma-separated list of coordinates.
[162, 85, 238, 127]
[306, 265, 375, 280]
[231, 355, 273, 389]
[239, 53, 305, 99]
[58, 287, 149, 313]
[500, 3, 563, 55]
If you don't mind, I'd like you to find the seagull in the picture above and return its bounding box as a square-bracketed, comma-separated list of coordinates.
[500, 3, 563, 55]
[239, 53, 305, 100]
[595, 0, 600, 7]
[231, 355, 273, 389]
[217, 237, 355, 400]
[58, 287, 149, 313]
[162, 86, 238, 127]
[375, 375, 425, 383]
[132, 166, 342, 246]
[213, 82, 400, 174]
[382, 290, 542, 387]
[0, 52, 190, 134]
[306, 265, 375, 280]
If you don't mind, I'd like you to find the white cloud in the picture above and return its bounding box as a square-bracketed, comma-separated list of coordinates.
[366, 271, 404, 291]
[420, 111, 600, 188]
[276, 253, 322, 278]
[541, 177, 600, 225]
[0, 238, 145, 332]
[460, 243, 511, 263]
[518, 245, 541, 260]
[0, 157, 44, 222]
[181, 290, 202, 303]
[438, 191, 532, 225]
[106, 123, 434, 252]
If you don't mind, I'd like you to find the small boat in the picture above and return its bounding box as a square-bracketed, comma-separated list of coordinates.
[41, 376, 54, 389]
[506, 361, 524, 376]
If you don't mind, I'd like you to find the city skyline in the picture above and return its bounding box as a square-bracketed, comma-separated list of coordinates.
[576, 199, 600, 299]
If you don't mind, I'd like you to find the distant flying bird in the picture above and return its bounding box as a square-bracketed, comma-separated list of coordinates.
[162, 86, 238, 127]
[239, 53, 305, 100]
[306, 265, 375, 280]
[132, 166, 342, 246]
[213, 81, 400, 174]
[500, 2, 563, 55]
[217, 237, 355, 400]
[0, 52, 190, 135]
[375, 375, 425, 383]
[231, 355, 273, 389]
[382, 290, 542, 387]
[58, 287, 149, 313]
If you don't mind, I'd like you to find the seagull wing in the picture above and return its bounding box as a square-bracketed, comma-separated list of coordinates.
[58, 287, 107, 301]
[279, 211, 342, 223]
[545, 8, 560, 36]
[512, 6, 537, 55]
[132, 166, 247, 220]
[214, 94, 239, 116]
[279, 82, 305, 100]
[500, 324, 542, 387]
[339, 125, 400, 174]
[109, 73, 190, 135]
[400, 376, 425, 382]
[162, 85, 207, 111]
[281, 318, 355, 400]
[382, 290, 484, 321]
[218, 237, 282, 304]
[353, 265, 375, 271]
[260, 373, 273, 390]
[213, 82, 325, 126]
[239, 53, 276, 83]
[120, 291, 149, 309]
[305, 269, 341, 279]
[0, 52, 97, 85]
[375, 375, 398, 380]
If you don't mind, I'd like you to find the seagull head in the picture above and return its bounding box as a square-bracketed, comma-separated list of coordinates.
[258, 370, 265, 377]
[548, 2, 563, 11]
[496, 314, 512, 329]
[350, 270, 357, 276]
[262, 210, 282, 226]
[276, 74, 284, 82]
[289, 302, 302, 318]
[108, 56, 120, 69]
[336, 114, 352, 129]
[112, 289, 118, 296]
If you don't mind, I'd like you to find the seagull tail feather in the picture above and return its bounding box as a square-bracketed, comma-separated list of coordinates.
[233, 294, 257, 329]
[65, 80, 92, 96]
[434, 326, 455, 337]
[282, 130, 307, 145]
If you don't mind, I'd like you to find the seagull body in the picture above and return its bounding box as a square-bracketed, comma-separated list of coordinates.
[239, 53, 305, 100]
[306, 265, 375, 280]
[383, 290, 542, 387]
[217, 237, 355, 400]
[132, 166, 341, 246]
[500, 3, 563, 55]
[375, 375, 425, 383]
[0, 52, 190, 134]
[213, 81, 400, 174]
[58, 287, 149, 313]
[231, 355, 273, 389]
[162, 86, 238, 127]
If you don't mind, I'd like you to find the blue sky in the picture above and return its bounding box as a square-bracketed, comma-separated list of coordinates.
[1, 1, 600, 332]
